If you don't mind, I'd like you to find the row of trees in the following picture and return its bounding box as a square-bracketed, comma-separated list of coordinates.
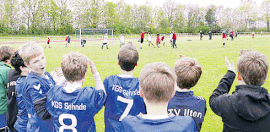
[0, 0, 270, 35]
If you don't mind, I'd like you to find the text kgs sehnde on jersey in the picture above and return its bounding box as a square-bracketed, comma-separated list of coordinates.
[112, 84, 140, 96]
[51, 101, 86, 110]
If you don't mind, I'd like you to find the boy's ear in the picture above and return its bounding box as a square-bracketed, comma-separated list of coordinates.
[139, 86, 144, 98]
[237, 72, 242, 81]
[179, 55, 185, 59]
[24, 62, 29, 68]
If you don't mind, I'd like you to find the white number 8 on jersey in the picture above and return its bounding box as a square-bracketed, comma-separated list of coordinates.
[59, 114, 78, 132]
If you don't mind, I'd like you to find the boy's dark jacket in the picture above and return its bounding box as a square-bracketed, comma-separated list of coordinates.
[210, 70, 270, 132]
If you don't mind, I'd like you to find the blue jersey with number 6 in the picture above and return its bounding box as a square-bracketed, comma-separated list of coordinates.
[104, 75, 146, 132]
[46, 85, 106, 132]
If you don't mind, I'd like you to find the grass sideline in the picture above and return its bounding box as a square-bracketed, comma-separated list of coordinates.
[1, 35, 270, 132]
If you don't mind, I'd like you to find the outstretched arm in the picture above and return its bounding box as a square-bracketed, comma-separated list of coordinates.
[209, 56, 236, 116]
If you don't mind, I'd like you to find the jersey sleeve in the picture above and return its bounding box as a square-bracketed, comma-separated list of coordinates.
[26, 81, 46, 104]
[103, 77, 109, 97]
[209, 70, 236, 117]
[88, 87, 106, 114]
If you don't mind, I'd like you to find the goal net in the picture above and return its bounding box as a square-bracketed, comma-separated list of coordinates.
[75, 28, 114, 47]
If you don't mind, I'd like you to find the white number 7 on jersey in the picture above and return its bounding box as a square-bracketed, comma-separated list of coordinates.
[117, 96, 134, 121]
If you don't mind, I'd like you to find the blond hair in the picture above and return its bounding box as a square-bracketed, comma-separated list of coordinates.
[237, 51, 269, 86]
[19, 42, 44, 64]
[118, 42, 139, 71]
[61, 52, 88, 82]
[174, 57, 202, 89]
[0, 46, 15, 62]
[139, 62, 176, 103]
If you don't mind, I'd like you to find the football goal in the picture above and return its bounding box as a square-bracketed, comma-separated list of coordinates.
[75, 28, 114, 47]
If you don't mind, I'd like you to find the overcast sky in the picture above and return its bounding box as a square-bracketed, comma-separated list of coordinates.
[108, 0, 264, 8]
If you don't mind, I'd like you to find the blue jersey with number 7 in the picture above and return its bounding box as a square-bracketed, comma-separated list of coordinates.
[103, 75, 146, 132]
[46, 85, 106, 132]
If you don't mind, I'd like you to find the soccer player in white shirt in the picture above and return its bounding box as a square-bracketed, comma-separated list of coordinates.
[102, 33, 109, 49]
[120, 34, 125, 48]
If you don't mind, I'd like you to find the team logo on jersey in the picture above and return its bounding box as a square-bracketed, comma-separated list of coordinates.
[34, 84, 42, 94]
[34, 84, 41, 90]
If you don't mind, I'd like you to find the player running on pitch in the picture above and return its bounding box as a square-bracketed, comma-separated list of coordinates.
[140, 31, 148, 49]
[230, 30, 234, 40]
[147, 32, 155, 47]
[45, 37, 51, 48]
[200, 31, 203, 40]
[208, 30, 212, 44]
[161, 34, 165, 46]
[222, 31, 226, 48]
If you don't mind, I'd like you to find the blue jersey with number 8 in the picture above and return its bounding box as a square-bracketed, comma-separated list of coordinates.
[46, 85, 106, 132]
[103, 75, 146, 132]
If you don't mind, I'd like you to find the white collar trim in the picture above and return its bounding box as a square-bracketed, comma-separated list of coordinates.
[118, 74, 133, 78]
[63, 82, 82, 93]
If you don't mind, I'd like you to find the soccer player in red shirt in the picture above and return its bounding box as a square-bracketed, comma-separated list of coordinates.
[230, 30, 234, 40]
[172, 31, 177, 49]
[140, 31, 147, 49]
[45, 37, 51, 48]
[222, 31, 226, 48]
[156, 34, 160, 48]
[161, 34, 165, 46]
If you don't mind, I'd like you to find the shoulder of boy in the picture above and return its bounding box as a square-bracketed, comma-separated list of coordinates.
[174, 115, 195, 125]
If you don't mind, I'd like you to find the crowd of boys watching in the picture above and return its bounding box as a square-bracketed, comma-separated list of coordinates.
[0, 41, 268, 132]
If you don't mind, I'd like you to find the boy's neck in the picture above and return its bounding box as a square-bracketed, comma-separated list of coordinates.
[21, 70, 28, 76]
[175, 86, 190, 92]
[144, 100, 169, 116]
[120, 69, 134, 77]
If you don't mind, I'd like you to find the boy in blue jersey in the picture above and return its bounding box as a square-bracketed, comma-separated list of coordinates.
[10, 50, 29, 132]
[46, 52, 106, 132]
[19, 42, 58, 132]
[0, 46, 15, 132]
[168, 55, 206, 132]
[103, 42, 146, 132]
[122, 62, 197, 132]
[6, 50, 28, 132]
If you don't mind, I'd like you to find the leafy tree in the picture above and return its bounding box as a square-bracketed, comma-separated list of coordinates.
[205, 9, 215, 28]
[261, 0, 270, 31]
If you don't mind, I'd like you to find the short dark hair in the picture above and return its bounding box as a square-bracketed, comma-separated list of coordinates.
[0, 46, 15, 62]
[118, 42, 139, 71]
[11, 50, 26, 72]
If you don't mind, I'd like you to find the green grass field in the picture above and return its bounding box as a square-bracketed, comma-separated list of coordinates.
[2, 35, 270, 132]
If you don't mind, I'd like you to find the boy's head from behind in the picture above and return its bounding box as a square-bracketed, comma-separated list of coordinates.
[0, 46, 15, 64]
[174, 56, 202, 89]
[139, 62, 176, 103]
[118, 42, 138, 71]
[61, 52, 88, 82]
[11, 50, 26, 72]
[237, 51, 269, 86]
[19, 42, 46, 75]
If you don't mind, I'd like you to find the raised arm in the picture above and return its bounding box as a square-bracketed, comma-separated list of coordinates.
[88, 59, 106, 95]
[209, 56, 236, 116]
